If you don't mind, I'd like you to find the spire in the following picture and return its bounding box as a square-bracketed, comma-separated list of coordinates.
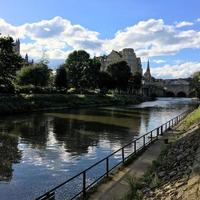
[25, 53, 28, 63]
[147, 60, 150, 72]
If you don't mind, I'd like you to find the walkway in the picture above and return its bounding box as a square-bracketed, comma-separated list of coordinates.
[89, 133, 170, 200]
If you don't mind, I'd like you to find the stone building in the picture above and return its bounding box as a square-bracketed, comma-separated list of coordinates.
[97, 48, 142, 75]
[14, 39, 33, 64]
[14, 39, 20, 54]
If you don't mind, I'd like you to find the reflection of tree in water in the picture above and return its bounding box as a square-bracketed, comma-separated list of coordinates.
[16, 115, 49, 148]
[53, 117, 134, 155]
[0, 134, 21, 182]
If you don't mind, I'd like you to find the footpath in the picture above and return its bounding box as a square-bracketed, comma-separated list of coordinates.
[89, 133, 170, 200]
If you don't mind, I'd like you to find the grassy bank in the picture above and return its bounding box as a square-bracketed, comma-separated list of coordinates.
[178, 105, 200, 131]
[0, 94, 147, 115]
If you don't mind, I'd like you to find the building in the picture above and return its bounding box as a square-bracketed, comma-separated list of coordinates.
[14, 39, 20, 54]
[143, 60, 154, 83]
[14, 39, 33, 64]
[142, 61, 191, 97]
[97, 48, 142, 75]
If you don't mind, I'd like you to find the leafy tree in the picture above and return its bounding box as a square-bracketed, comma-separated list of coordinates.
[130, 72, 142, 94]
[191, 72, 200, 98]
[98, 71, 114, 94]
[16, 63, 51, 87]
[65, 50, 90, 90]
[55, 65, 68, 89]
[0, 36, 22, 91]
[64, 50, 100, 91]
[84, 58, 101, 89]
[107, 61, 131, 92]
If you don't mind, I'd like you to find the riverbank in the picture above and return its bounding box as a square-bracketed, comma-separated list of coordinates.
[88, 106, 200, 200]
[0, 94, 149, 115]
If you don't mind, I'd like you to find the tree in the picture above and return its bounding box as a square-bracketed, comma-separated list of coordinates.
[130, 72, 142, 94]
[16, 63, 50, 87]
[107, 61, 131, 92]
[84, 58, 101, 89]
[0, 36, 22, 91]
[65, 50, 90, 90]
[64, 50, 100, 91]
[55, 65, 68, 89]
[98, 71, 114, 94]
[191, 72, 200, 98]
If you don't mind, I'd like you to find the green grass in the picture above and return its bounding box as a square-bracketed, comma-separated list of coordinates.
[178, 106, 200, 131]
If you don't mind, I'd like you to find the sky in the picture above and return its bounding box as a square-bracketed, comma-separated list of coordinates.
[0, 0, 200, 78]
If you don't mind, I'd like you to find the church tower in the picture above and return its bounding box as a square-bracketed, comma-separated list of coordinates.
[144, 60, 152, 82]
[14, 39, 20, 54]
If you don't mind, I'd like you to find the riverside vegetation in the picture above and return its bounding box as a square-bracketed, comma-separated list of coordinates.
[0, 94, 147, 115]
[122, 105, 200, 200]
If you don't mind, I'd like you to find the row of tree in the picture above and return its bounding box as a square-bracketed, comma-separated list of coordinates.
[0, 36, 142, 94]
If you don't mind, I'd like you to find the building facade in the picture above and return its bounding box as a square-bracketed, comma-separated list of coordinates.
[97, 48, 142, 75]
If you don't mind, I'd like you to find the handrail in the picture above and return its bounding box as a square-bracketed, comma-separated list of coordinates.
[35, 107, 194, 200]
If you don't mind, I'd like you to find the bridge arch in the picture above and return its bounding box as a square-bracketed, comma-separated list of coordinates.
[177, 91, 186, 97]
[166, 91, 175, 97]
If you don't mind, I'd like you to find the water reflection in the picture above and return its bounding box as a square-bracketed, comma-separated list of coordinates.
[0, 134, 21, 182]
[0, 98, 197, 200]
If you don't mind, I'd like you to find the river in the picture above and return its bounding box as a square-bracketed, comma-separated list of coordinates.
[0, 98, 197, 200]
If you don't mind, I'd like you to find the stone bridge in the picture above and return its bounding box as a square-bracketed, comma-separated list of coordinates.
[142, 79, 191, 97]
[164, 79, 190, 97]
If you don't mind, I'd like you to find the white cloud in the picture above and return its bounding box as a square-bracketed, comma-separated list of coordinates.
[1, 16, 200, 79]
[175, 21, 194, 28]
[153, 59, 166, 64]
[197, 18, 200, 22]
[151, 62, 200, 79]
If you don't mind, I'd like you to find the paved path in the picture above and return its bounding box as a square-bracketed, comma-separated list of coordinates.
[89, 134, 170, 200]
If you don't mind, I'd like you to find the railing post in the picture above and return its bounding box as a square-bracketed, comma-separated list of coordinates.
[106, 158, 109, 178]
[83, 171, 86, 199]
[122, 147, 125, 163]
[134, 140, 136, 153]
[150, 131, 153, 142]
[161, 125, 163, 135]
[143, 135, 145, 147]
[157, 127, 159, 138]
[165, 123, 167, 131]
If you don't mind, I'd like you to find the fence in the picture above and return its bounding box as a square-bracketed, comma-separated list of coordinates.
[36, 108, 193, 200]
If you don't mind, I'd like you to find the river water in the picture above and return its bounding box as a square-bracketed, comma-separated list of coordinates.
[0, 98, 197, 200]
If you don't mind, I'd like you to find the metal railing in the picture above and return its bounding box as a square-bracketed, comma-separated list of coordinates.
[36, 108, 193, 200]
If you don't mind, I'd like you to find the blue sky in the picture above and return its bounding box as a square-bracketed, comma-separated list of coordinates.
[0, 0, 200, 78]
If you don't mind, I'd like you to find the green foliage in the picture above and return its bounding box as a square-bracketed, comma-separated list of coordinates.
[191, 71, 200, 98]
[65, 50, 100, 91]
[16, 63, 51, 87]
[55, 65, 68, 89]
[107, 61, 131, 92]
[98, 71, 114, 94]
[65, 50, 90, 90]
[0, 36, 22, 92]
[130, 72, 142, 93]
[178, 106, 200, 131]
[0, 94, 143, 115]
[122, 176, 142, 200]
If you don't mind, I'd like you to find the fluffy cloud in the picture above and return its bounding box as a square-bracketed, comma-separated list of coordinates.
[175, 21, 194, 28]
[151, 62, 200, 78]
[0, 16, 200, 78]
[153, 59, 166, 64]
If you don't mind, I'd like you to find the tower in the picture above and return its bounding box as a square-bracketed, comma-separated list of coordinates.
[25, 53, 29, 63]
[15, 39, 20, 54]
[144, 60, 152, 82]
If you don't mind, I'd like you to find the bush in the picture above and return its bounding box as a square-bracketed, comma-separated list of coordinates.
[16, 63, 51, 87]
